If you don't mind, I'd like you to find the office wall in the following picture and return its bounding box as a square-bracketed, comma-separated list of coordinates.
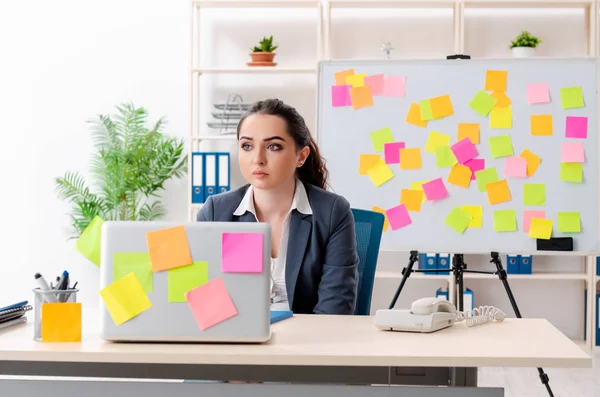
[0, 0, 590, 339]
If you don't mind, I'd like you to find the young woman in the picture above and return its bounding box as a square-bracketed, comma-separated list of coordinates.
[196, 98, 359, 315]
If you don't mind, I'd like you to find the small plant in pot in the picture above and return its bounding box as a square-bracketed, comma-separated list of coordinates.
[510, 30, 541, 58]
[249, 35, 278, 66]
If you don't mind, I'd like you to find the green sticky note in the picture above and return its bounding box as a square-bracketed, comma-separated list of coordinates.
[560, 163, 583, 183]
[523, 184, 546, 206]
[560, 86, 584, 109]
[436, 145, 457, 168]
[113, 252, 153, 293]
[74, 215, 104, 267]
[420, 100, 434, 121]
[168, 261, 208, 302]
[493, 210, 517, 232]
[489, 134, 514, 158]
[444, 207, 473, 234]
[558, 212, 581, 233]
[370, 127, 394, 152]
[469, 90, 497, 117]
[475, 167, 499, 192]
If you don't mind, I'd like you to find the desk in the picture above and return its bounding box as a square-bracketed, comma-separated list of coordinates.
[0, 312, 591, 397]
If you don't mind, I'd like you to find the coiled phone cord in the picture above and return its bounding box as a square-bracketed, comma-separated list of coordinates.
[456, 306, 507, 327]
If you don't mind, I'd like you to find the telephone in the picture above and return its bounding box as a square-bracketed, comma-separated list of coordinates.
[374, 297, 506, 333]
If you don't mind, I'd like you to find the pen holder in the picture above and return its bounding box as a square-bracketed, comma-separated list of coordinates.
[32, 288, 81, 342]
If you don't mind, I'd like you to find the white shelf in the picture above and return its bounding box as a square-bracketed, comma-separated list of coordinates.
[193, 67, 317, 74]
[190, 135, 237, 141]
[194, 0, 321, 8]
[462, 0, 595, 7]
[376, 270, 450, 280]
[328, 0, 456, 8]
[376, 270, 588, 281]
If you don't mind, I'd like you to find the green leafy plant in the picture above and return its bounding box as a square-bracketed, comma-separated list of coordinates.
[510, 30, 542, 49]
[251, 35, 278, 53]
[54, 103, 187, 239]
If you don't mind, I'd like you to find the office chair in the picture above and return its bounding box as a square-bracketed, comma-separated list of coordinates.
[351, 208, 385, 316]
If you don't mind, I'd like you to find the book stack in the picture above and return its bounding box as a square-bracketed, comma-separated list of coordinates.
[0, 301, 31, 329]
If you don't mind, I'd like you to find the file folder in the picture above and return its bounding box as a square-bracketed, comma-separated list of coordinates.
[437, 253, 450, 275]
[435, 288, 448, 300]
[204, 153, 217, 201]
[596, 293, 599, 346]
[217, 152, 230, 194]
[463, 289, 474, 312]
[519, 255, 532, 274]
[191, 152, 205, 204]
[596, 257, 600, 276]
[506, 254, 519, 274]
[418, 253, 437, 275]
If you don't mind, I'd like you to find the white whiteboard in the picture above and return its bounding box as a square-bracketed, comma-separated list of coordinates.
[317, 58, 599, 255]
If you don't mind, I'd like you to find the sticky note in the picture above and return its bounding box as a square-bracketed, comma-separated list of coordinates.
[146, 225, 192, 272]
[561, 142, 584, 163]
[489, 134, 514, 158]
[531, 114, 552, 136]
[430, 95, 454, 118]
[458, 123, 479, 144]
[448, 164, 472, 188]
[451, 137, 478, 164]
[485, 70, 508, 91]
[222, 232, 263, 273]
[560, 86, 584, 109]
[399, 148, 422, 170]
[401, 189, 423, 212]
[469, 90, 497, 117]
[411, 180, 430, 203]
[331, 85, 351, 107]
[520, 149, 541, 177]
[334, 68, 354, 85]
[523, 210, 545, 233]
[486, 179, 511, 205]
[41, 303, 82, 342]
[523, 184, 546, 206]
[367, 160, 394, 186]
[113, 252, 152, 293]
[436, 145, 457, 168]
[422, 178, 448, 201]
[504, 156, 527, 178]
[372, 206, 389, 232]
[406, 103, 427, 128]
[529, 218, 553, 240]
[370, 127, 394, 152]
[494, 210, 517, 232]
[490, 107, 512, 129]
[384, 75, 406, 97]
[74, 215, 104, 267]
[350, 86, 373, 109]
[383, 142, 405, 164]
[445, 207, 473, 234]
[420, 100, 434, 121]
[346, 73, 366, 88]
[465, 158, 485, 181]
[565, 116, 588, 139]
[186, 277, 238, 331]
[364, 74, 385, 96]
[168, 261, 208, 303]
[385, 204, 412, 230]
[461, 205, 483, 228]
[526, 82, 550, 104]
[425, 131, 451, 154]
[491, 91, 512, 108]
[99, 273, 152, 326]
[557, 212, 581, 233]
[475, 167, 499, 193]
[560, 162, 583, 183]
[359, 153, 381, 174]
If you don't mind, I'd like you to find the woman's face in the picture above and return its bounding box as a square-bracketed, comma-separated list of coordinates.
[238, 113, 309, 190]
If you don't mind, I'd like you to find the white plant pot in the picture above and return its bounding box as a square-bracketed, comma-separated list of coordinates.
[512, 47, 536, 58]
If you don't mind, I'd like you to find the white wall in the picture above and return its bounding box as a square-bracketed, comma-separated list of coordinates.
[0, 1, 593, 339]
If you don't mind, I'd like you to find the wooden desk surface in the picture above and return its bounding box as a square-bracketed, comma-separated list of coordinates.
[0, 313, 591, 369]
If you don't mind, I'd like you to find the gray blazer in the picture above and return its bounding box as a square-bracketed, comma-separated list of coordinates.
[196, 182, 359, 315]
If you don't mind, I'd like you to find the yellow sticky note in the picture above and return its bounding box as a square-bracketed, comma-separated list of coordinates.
[401, 189, 423, 212]
[461, 205, 483, 228]
[448, 164, 472, 188]
[411, 180, 430, 203]
[485, 70, 508, 91]
[359, 154, 381, 175]
[334, 68, 354, 85]
[367, 160, 394, 186]
[491, 91, 512, 108]
[520, 149, 541, 177]
[146, 225, 192, 272]
[99, 273, 152, 326]
[405, 103, 428, 128]
[458, 123, 480, 145]
[486, 179, 511, 205]
[430, 95, 454, 118]
[425, 131, 451, 154]
[531, 114, 552, 136]
[41, 303, 82, 342]
[400, 148, 422, 170]
[490, 108, 512, 129]
[350, 86, 374, 109]
[529, 218, 553, 240]
[372, 206, 389, 232]
[345, 73, 366, 88]
[558, 212, 581, 233]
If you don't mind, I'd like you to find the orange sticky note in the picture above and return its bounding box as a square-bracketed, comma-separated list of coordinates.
[399, 148, 422, 170]
[520, 149, 541, 177]
[372, 206, 389, 232]
[485, 70, 508, 91]
[41, 303, 82, 342]
[458, 123, 480, 145]
[486, 179, 511, 204]
[401, 189, 423, 212]
[359, 154, 380, 175]
[146, 225, 192, 272]
[350, 86, 373, 109]
[334, 68, 354, 85]
[405, 103, 427, 128]
[531, 114, 552, 136]
[448, 164, 472, 188]
[491, 91, 512, 108]
[429, 95, 454, 118]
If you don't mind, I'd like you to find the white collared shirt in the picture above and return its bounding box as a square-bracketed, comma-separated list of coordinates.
[233, 179, 312, 311]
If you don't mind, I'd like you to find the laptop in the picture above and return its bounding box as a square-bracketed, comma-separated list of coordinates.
[99, 221, 271, 343]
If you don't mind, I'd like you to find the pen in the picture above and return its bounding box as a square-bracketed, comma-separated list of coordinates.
[34, 273, 58, 303]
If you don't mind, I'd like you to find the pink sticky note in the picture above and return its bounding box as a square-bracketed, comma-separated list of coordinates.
[383, 141, 405, 164]
[185, 277, 238, 331]
[422, 178, 449, 201]
[383, 76, 406, 97]
[364, 74, 385, 96]
[385, 204, 412, 230]
[561, 142, 585, 163]
[332, 85, 351, 107]
[566, 116, 588, 138]
[465, 158, 485, 181]
[222, 232, 263, 273]
[451, 137, 479, 164]
[526, 83, 550, 104]
[504, 156, 527, 178]
[523, 210, 546, 233]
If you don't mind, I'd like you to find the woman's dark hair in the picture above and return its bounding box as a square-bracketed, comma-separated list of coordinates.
[237, 98, 328, 190]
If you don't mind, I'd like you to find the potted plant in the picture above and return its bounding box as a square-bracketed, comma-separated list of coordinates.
[249, 35, 278, 66]
[509, 30, 541, 58]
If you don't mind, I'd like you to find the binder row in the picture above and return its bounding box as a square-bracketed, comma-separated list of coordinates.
[192, 152, 231, 204]
[418, 253, 450, 275]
